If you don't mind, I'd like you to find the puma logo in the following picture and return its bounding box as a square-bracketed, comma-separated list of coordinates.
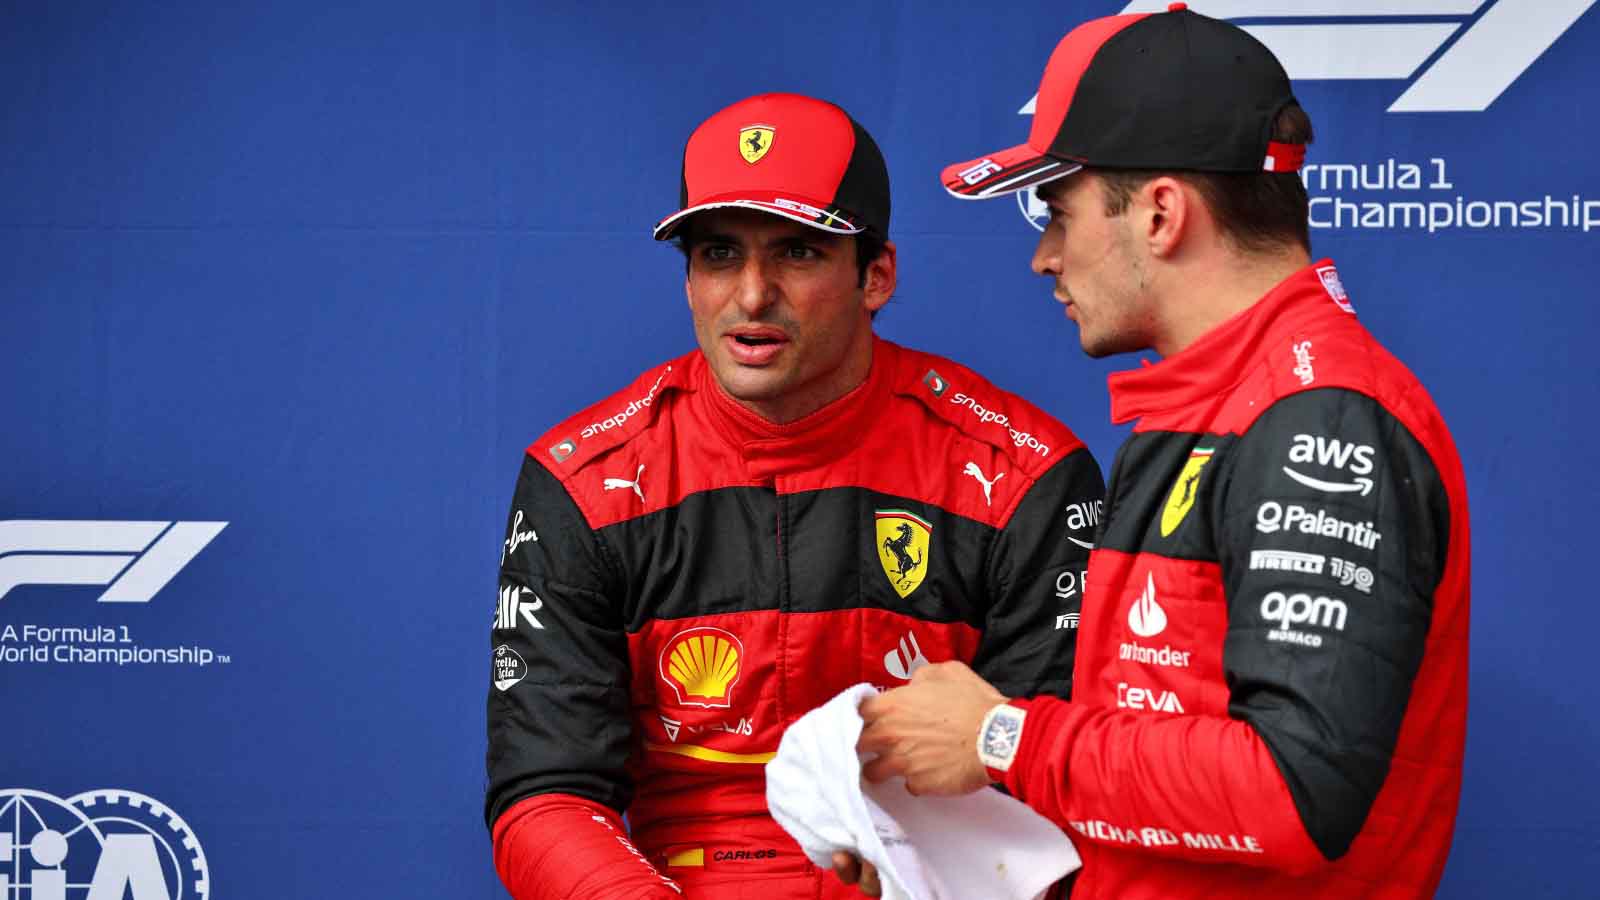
[603, 464, 646, 503]
[962, 461, 1004, 507]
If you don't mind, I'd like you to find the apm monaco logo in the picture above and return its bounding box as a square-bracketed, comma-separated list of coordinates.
[0, 520, 225, 603]
[0, 788, 209, 900]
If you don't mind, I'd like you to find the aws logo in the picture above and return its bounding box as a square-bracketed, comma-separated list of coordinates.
[1283, 434, 1375, 496]
[659, 627, 745, 709]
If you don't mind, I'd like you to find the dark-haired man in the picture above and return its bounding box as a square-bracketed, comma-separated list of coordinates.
[486, 92, 1103, 899]
[854, 7, 1471, 899]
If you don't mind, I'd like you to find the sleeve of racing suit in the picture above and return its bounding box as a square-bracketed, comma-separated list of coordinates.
[487, 454, 679, 898]
[994, 389, 1449, 871]
[494, 794, 682, 899]
[975, 446, 1104, 699]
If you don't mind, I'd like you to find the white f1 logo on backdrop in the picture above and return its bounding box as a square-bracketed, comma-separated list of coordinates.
[0, 520, 226, 602]
[1015, 1, 1595, 229]
[1108, 1, 1596, 112]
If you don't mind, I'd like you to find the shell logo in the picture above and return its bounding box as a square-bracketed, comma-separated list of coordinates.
[659, 626, 745, 709]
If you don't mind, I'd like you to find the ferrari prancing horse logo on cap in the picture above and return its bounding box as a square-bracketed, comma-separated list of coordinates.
[739, 125, 774, 164]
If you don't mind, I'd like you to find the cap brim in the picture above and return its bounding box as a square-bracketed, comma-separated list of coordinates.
[653, 195, 865, 240]
[940, 143, 1083, 200]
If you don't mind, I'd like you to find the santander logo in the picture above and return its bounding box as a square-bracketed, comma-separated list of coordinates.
[1127, 572, 1167, 639]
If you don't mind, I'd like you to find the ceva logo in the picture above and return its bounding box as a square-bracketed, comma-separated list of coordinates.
[0, 521, 226, 603]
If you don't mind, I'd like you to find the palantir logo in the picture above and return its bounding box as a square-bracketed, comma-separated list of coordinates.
[0, 521, 226, 603]
[0, 788, 209, 899]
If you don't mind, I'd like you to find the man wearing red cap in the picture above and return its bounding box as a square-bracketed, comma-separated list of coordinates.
[485, 92, 1104, 899]
[852, 7, 1471, 900]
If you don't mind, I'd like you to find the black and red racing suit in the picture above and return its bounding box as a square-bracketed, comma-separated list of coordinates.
[487, 336, 1103, 899]
[988, 260, 1471, 899]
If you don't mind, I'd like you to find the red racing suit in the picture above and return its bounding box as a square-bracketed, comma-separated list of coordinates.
[487, 336, 1103, 899]
[988, 261, 1470, 899]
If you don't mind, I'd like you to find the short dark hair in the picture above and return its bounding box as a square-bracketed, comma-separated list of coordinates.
[672, 227, 888, 288]
[1094, 104, 1315, 254]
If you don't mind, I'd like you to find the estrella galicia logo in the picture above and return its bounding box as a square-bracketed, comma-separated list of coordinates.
[0, 521, 226, 603]
[0, 788, 209, 899]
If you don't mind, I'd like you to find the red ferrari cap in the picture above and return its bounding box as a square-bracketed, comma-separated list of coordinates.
[654, 93, 891, 240]
[942, 6, 1306, 200]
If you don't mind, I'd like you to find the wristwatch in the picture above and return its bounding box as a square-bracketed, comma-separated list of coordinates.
[976, 702, 1026, 773]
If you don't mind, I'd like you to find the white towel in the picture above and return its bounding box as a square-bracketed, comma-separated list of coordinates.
[766, 683, 1080, 900]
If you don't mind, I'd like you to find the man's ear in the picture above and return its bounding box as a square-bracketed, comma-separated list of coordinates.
[1139, 176, 1191, 259]
[863, 241, 898, 313]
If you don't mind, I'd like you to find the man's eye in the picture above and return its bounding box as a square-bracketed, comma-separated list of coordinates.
[703, 246, 735, 261]
[785, 245, 819, 259]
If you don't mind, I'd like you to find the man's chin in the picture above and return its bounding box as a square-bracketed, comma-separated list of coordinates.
[709, 363, 788, 403]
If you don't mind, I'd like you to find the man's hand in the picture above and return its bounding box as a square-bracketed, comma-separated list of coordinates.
[857, 661, 1007, 796]
[831, 851, 881, 897]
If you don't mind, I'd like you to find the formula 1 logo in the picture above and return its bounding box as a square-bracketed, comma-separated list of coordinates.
[0, 788, 210, 899]
[0, 521, 226, 603]
[1111, 1, 1596, 112]
[1013, 2, 1596, 229]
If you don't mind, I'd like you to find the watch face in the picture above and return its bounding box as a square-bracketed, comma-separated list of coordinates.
[983, 712, 1021, 758]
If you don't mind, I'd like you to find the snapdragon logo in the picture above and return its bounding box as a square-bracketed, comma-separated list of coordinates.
[581, 366, 671, 439]
[949, 392, 1051, 457]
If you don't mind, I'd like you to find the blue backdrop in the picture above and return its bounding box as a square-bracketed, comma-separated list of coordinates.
[3, 1, 1597, 897]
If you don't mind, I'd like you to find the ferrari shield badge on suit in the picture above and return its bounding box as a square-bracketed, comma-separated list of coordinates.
[1160, 447, 1214, 537]
[876, 509, 932, 599]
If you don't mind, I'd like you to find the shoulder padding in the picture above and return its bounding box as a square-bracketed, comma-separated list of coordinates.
[890, 343, 1085, 479]
[527, 351, 697, 478]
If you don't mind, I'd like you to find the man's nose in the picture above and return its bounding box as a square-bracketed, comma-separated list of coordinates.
[734, 257, 778, 315]
[1031, 229, 1060, 277]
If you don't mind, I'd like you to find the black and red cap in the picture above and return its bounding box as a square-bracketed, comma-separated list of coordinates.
[654, 93, 891, 241]
[942, 3, 1306, 200]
